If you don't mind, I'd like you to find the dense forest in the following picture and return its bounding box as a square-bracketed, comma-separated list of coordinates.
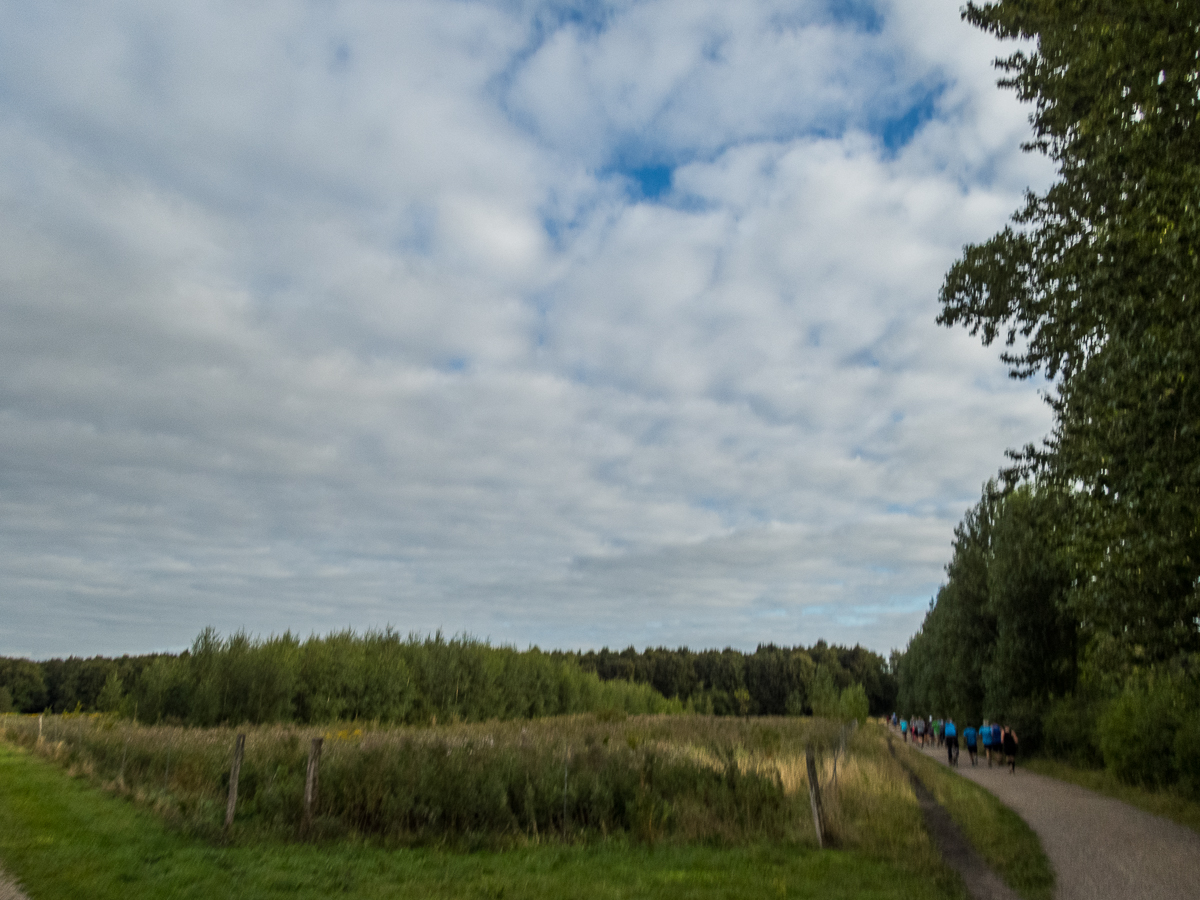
[0, 628, 889, 727]
[561, 642, 894, 718]
[898, 0, 1200, 797]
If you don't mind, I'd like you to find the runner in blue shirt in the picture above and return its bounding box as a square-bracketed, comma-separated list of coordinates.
[900, 718, 908, 742]
[980, 720, 993, 766]
[963, 725, 978, 766]
[990, 722, 1002, 767]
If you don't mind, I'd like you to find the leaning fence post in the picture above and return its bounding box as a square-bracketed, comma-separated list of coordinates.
[806, 749, 825, 849]
[303, 737, 323, 832]
[225, 733, 246, 831]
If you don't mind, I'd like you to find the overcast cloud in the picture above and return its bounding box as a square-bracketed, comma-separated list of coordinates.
[0, 0, 1054, 659]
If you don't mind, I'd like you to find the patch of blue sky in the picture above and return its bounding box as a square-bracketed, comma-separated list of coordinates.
[879, 82, 947, 154]
[766, 0, 884, 34]
[824, 0, 884, 33]
[627, 163, 672, 199]
[529, 0, 611, 39]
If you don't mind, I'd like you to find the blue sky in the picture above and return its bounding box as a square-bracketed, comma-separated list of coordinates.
[0, 0, 1053, 658]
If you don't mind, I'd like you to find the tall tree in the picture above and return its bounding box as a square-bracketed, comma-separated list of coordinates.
[939, 1, 1200, 660]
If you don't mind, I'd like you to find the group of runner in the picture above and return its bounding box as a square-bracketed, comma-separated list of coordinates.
[891, 712, 1019, 773]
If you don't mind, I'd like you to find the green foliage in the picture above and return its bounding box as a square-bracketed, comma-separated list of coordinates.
[1041, 693, 1103, 768]
[839, 684, 869, 725]
[0, 658, 48, 713]
[896, 483, 1074, 748]
[96, 671, 124, 713]
[940, 0, 1200, 662]
[571, 641, 894, 718]
[810, 667, 840, 719]
[4, 633, 885, 729]
[26, 629, 685, 728]
[1173, 715, 1200, 800]
[1096, 674, 1189, 788]
[0, 686, 12, 714]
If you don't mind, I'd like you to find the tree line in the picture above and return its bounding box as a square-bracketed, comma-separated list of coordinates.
[898, 0, 1200, 797]
[0, 629, 676, 725]
[558, 641, 894, 719]
[0, 630, 889, 727]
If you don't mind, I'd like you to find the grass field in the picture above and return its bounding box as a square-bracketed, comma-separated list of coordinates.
[0, 736, 968, 899]
[1022, 757, 1200, 835]
[1, 713, 935, 851]
[894, 740, 1055, 900]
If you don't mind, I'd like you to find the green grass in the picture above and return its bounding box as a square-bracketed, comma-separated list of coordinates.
[1023, 757, 1200, 834]
[896, 743, 1054, 900]
[0, 741, 964, 899]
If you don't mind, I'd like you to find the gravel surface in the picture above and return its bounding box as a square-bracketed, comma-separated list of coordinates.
[913, 739, 1200, 900]
[0, 869, 28, 900]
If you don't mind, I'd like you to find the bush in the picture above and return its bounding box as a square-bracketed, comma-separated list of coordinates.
[1097, 675, 1187, 788]
[839, 684, 869, 725]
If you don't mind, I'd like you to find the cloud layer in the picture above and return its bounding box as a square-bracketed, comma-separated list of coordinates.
[0, 0, 1053, 658]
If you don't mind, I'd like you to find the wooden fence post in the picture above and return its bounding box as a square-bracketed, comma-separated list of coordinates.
[806, 749, 825, 849]
[303, 737, 323, 832]
[225, 733, 246, 831]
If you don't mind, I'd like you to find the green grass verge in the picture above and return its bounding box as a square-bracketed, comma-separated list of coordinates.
[0, 742, 960, 900]
[1022, 757, 1200, 835]
[896, 744, 1054, 900]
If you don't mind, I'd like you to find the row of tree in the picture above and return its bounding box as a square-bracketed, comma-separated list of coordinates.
[0, 629, 887, 726]
[0, 629, 676, 725]
[898, 0, 1200, 796]
[559, 642, 894, 718]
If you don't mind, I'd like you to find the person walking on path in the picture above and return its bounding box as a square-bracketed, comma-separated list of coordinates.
[1002, 726, 1018, 774]
[963, 724, 978, 765]
[980, 720, 992, 765]
[900, 717, 908, 742]
[933, 718, 943, 747]
[990, 722, 1002, 767]
[915, 716, 927, 747]
[944, 719, 958, 765]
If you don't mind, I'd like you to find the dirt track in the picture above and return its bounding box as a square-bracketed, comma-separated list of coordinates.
[912, 738, 1200, 900]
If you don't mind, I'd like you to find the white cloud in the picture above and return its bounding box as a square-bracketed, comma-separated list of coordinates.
[0, 1, 1054, 658]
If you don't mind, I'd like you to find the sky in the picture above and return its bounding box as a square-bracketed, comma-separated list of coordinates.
[0, 0, 1056, 660]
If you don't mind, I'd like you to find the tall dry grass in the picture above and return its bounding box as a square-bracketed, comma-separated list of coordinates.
[2, 712, 936, 865]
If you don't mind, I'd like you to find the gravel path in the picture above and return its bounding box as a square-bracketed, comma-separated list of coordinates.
[912, 739, 1200, 900]
[0, 869, 28, 900]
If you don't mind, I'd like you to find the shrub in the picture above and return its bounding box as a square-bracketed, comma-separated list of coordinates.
[1097, 675, 1187, 788]
[839, 684, 869, 725]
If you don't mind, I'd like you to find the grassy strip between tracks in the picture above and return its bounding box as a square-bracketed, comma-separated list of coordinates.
[897, 743, 1054, 900]
[0, 741, 960, 900]
[1022, 757, 1200, 835]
